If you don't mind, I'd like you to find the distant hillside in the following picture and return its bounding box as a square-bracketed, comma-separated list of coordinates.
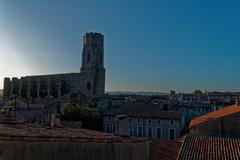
[106, 91, 169, 96]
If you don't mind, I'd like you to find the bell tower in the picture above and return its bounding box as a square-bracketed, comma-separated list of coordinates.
[80, 32, 105, 96]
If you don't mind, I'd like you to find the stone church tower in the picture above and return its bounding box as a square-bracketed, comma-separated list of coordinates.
[3, 32, 105, 98]
[80, 32, 105, 96]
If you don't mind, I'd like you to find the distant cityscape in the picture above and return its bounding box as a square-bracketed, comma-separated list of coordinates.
[0, 32, 239, 160]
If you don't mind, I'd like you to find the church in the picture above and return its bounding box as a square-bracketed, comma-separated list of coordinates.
[3, 32, 105, 98]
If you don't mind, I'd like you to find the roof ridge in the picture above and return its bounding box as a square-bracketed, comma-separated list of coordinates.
[176, 134, 187, 160]
[188, 133, 240, 141]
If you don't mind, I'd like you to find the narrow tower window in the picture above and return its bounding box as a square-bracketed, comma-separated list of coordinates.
[87, 53, 91, 62]
[87, 82, 91, 91]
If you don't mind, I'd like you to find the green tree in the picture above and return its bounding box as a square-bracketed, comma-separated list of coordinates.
[60, 102, 102, 130]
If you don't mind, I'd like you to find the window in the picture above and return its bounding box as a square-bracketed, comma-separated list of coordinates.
[110, 124, 112, 133]
[106, 124, 110, 132]
[169, 128, 175, 140]
[133, 126, 137, 136]
[112, 124, 115, 133]
[129, 118, 132, 122]
[87, 82, 91, 91]
[156, 128, 162, 139]
[137, 126, 143, 137]
[108, 117, 111, 121]
[94, 48, 98, 53]
[157, 119, 161, 124]
[87, 53, 91, 62]
[148, 119, 152, 124]
[147, 126, 153, 138]
[137, 118, 141, 123]
[171, 120, 174, 125]
[128, 125, 133, 136]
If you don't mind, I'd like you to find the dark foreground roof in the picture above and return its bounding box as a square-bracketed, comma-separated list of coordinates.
[150, 140, 182, 160]
[0, 124, 113, 142]
[177, 134, 240, 160]
[1, 122, 240, 160]
[0, 123, 182, 160]
[104, 103, 183, 120]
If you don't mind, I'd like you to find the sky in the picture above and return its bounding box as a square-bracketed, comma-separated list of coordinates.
[0, 0, 240, 92]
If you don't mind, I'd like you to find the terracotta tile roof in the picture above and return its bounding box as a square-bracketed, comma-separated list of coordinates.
[0, 125, 110, 139]
[189, 104, 240, 128]
[104, 103, 183, 120]
[177, 134, 240, 160]
[150, 140, 182, 160]
[0, 124, 146, 143]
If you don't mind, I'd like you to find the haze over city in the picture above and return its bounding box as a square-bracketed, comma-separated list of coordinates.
[0, 0, 240, 92]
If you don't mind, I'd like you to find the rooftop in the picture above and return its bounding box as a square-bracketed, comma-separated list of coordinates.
[0, 123, 183, 160]
[0, 123, 147, 143]
[150, 140, 182, 160]
[24, 72, 81, 78]
[177, 134, 240, 160]
[0, 123, 240, 160]
[103, 103, 183, 120]
[190, 104, 240, 128]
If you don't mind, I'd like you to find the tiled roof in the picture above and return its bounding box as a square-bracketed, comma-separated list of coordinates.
[0, 124, 181, 160]
[189, 104, 240, 128]
[103, 103, 183, 120]
[150, 140, 182, 160]
[0, 123, 147, 143]
[177, 134, 240, 160]
[0, 124, 115, 141]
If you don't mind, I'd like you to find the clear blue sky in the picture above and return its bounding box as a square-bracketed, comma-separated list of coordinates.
[0, 0, 240, 92]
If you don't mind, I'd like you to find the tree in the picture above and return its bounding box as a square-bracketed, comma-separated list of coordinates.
[59, 102, 102, 130]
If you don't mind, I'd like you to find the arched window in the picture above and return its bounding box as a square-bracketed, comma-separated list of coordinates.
[87, 82, 91, 91]
[87, 53, 91, 62]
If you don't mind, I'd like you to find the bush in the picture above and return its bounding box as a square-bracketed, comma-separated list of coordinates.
[60, 102, 102, 130]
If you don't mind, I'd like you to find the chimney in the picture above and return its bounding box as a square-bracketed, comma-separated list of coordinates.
[213, 101, 216, 111]
[236, 97, 239, 107]
[115, 115, 129, 136]
[50, 113, 56, 127]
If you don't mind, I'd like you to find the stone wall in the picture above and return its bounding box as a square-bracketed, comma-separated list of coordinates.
[16, 108, 56, 125]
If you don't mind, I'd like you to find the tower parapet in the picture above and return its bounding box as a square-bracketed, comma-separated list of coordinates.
[81, 32, 104, 71]
[84, 32, 104, 47]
